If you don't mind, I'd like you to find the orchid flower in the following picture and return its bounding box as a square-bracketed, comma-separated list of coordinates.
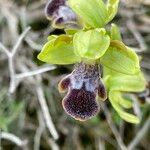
[58, 62, 107, 121]
[38, 0, 146, 123]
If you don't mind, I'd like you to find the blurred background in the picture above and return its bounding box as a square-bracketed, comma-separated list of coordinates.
[0, 0, 150, 150]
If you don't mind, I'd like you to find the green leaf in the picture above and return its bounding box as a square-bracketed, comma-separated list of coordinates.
[68, 0, 109, 28]
[109, 91, 140, 124]
[110, 23, 122, 41]
[0, 91, 24, 130]
[38, 35, 81, 64]
[0, 118, 8, 131]
[101, 40, 140, 75]
[7, 102, 24, 125]
[73, 29, 110, 60]
[107, 0, 119, 23]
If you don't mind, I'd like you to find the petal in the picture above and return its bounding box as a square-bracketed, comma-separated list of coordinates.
[62, 86, 100, 121]
[98, 80, 107, 101]
[73, 29, 110, 60]
[58, 75, 71, 93]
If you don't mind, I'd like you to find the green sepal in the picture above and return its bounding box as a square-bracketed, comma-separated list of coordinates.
[68, 0, 108, 28]
[73, 28, 110, 60]
[101, 40, 140, 75]
[38, 35, 81, 64]
[107, 72, 146, 92]
[68, 0, 119, 28]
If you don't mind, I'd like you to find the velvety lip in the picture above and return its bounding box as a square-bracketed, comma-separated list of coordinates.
[59, 62, 107, 121]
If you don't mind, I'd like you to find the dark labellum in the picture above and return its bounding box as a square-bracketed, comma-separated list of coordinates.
[58, 62, 107, 121]
[45, 0, 77, 28]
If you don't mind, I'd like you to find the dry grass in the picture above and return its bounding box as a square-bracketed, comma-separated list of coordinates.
[0, 0, 150, 150]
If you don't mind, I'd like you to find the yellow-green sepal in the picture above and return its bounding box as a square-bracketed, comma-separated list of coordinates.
[107, 72, 146, 92]
[38, 35, 81, 64]
[101, 40, 140, 75]
[68, 0, 108, 28]
[68, 0, 119, 28]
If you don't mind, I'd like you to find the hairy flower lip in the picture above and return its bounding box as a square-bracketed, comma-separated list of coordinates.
[62, 85, 100, 121]
[62, 101, 100, 121]
[59, 62, 107, 121]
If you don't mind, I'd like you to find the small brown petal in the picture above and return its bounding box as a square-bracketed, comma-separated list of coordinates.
[98, 80, 107, 101]
[58, 75, 70, 93]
